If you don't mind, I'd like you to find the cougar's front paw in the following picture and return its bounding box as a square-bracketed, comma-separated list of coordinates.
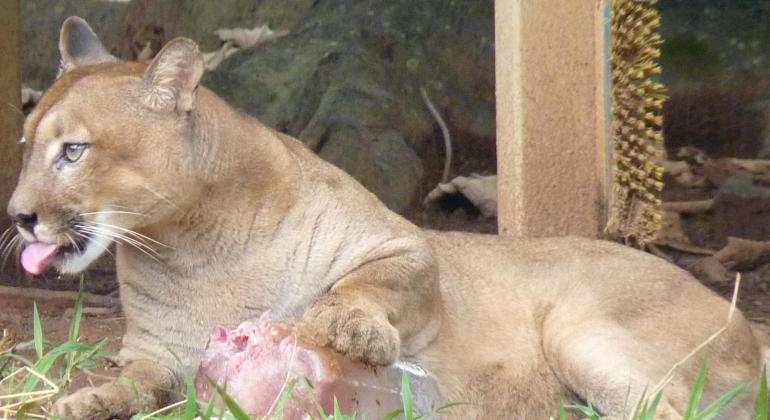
[303, 297, 400, 366]
[51, 382, 137, 420]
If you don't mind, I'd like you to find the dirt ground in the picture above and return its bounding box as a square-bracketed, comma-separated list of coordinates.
[661, 175, 770, 333]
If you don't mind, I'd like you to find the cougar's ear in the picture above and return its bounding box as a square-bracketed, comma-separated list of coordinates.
[140, 38, 204, 114]
[59, 16, 117, 72]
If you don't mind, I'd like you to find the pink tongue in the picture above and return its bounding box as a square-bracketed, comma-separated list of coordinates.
[21, 243, 59, 275]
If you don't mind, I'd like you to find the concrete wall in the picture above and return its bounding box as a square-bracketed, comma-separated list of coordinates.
[0, 0, 22, 228]
[495, 0, 609, 237]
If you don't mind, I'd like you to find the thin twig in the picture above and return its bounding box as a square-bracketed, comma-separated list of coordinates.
[138, 399, 187, 420]
[0, 285, 119, 307]
[653, 241, 716, 256]
[420, 87, 453, 184]
[80, 369, 118, 382]
[265, 332, 300, 417]
[647, 244, 674, 262]
[661, 199, 714, 214]
[63, 306, 122, 318]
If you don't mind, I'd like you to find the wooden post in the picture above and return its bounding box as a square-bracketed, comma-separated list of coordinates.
[0, 0, 22, 229]
[495, 0, 609, 238]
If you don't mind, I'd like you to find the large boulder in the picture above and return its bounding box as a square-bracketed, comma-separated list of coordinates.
[21, 0, 129, 90]
[21, 0, 495, 211]
[204, 0, 495, 210]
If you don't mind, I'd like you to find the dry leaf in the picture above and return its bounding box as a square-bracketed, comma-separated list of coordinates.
[424, 174, 497, 218]
[21, 86, 42, 108]
[201, 25, 290, 71]
[202, 41, 239, 71]
[214, 26, 289, 49]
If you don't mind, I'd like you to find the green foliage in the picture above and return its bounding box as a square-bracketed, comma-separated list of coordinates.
[183, 375, 198, 420]
[5, 297, 769, 420]
[0, 282, 113, 418]
[32, 303, 43, 360]
[631, 388, 663, 420]
[559, 357, 765, 420]
[755, 365, 768, 420]
[684, 356, 710, 419]
[142, 369, 458, 420]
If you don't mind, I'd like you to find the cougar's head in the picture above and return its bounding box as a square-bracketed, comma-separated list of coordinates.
[6, 17, 205, 275]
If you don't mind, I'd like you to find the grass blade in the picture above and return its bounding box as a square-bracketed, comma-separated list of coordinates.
[68, 280, 85, 342]
[301, 376, 328, 418]
[214, 383, 250, 420]
[23, 341, 93, 392]
[381, 409, 405, 420]
[698, 382, 748, 420]
[202, 390, 218, 420]
[183, 375, 198, 420]
[639, 391, 664, 420]
[685, 355, 709, 419]
[563, 402, 600, 419]
[402, 371, 415, 420]
[756, 365, 768, 420]
[33, 303, 43, 360]
[270, 377, 298, 419]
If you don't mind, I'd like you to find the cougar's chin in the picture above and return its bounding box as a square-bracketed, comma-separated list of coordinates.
[57, 235, 113, 274]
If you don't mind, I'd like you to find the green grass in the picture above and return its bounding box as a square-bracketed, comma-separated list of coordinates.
[2, 290, 768, 419]
[559, 355, 766, 420]
[137, 369, 458, 420]
[0, 279, 113, 418]
[0, 286, 452, 419]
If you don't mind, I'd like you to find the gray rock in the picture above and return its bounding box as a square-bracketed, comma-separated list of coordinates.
[21, 0, 129, 89]
[21, 0, 495, 211]
[205, 0, 494, 210]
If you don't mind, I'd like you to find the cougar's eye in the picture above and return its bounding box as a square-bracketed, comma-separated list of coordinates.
[62, 143, 88, 163]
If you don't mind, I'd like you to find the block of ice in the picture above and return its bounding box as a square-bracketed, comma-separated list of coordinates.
[195, 314, 441, 418]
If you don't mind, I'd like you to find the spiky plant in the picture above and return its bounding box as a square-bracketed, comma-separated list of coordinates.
[605, 0, 667, 246]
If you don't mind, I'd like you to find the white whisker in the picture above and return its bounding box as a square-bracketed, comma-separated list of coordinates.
[64, 232, 82, 254]
[71, 229, 114, 258]
[77, 225, 162, 264]
[0, 226, 17, 249]
[80, 211, 147, 217]
[76, 224, 161, 256]
[2, 235, 21, 269]
[77, 225, 157, 253]
[85, 221, 171, 249]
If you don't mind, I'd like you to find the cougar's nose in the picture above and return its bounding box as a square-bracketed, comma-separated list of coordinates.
[11, 211, 38, 233]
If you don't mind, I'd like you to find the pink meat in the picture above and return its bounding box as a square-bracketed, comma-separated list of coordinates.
[195, 314, 440, 419]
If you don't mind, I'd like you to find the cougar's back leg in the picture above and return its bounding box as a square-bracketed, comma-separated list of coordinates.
[542, 315, 685, 419]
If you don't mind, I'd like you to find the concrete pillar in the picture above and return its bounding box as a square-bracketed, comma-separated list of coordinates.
[495, 0, 609, 237]
[0, 0, 22, 230]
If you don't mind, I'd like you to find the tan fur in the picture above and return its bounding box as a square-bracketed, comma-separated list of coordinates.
[7, 18, 765, 419]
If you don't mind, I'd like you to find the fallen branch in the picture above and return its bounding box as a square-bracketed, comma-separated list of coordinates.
[647, 244, 674, 262]
[423, 174, 498, 218]
[714, 237, 770, 270]
[684, 257, 732, 286]
[723, 158, 770, 174]
[659, 160, 690, 177]
[661, 199, 714, 214]
[63, 306, 122, 318]
[653, 241, 716, 256]
[0, 286, 118, 308]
